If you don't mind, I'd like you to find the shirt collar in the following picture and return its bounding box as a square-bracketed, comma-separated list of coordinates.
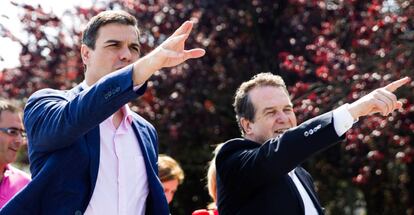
[122, 105, 134, 124]
[80, 81, 90, 90]
[4, 164, 12, 178]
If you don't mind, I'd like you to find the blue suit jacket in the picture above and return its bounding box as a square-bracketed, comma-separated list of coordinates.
[0, 66, 169, 215]
[216, 112, 344, 215]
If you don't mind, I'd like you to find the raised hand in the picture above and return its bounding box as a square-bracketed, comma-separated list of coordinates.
[150, 20, 206, 69]
[348, 77, 411, 120]
[133, 20, 205, 85]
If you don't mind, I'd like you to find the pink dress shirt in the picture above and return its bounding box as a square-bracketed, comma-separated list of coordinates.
[84, 104, 149, 215]
[0, 164, 31, 208]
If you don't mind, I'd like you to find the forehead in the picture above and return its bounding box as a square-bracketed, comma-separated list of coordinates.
[0, 111, 22, 126]
[249, 86, 292, 110]
[163, 179, 179, 189]
[95, 23, 139, 44]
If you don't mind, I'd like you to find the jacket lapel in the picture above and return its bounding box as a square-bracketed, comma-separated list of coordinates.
[86, 127, 100, 200]
[286, 173, 305, 214]
[294, 168, 324, 215]
[131, 121, 157, 176]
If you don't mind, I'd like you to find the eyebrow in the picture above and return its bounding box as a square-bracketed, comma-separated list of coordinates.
[104, 40, 140, 47]
[7, 127, 25, 131]
[129, 43, 140, 49]
[262, 104, 293, 113]
[104, 40, 121, 44]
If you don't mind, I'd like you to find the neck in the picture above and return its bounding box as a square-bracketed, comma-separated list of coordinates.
[244, 135, 263, 144]
[84, 72, 97, 86]
[84, 78, 95, 87]
[0, 163, 7, 180]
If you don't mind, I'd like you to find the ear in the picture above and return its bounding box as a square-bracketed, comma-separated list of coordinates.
[240, 117, 253, 135]
[80, 44, 91, 65]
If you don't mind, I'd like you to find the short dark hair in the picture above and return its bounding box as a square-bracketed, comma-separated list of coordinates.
[0, 99, 20, 121]
[233, 73, 288, 135]
[82, 10, 140, 49]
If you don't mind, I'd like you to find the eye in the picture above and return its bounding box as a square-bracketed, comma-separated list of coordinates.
[7, 128, 19, 136]
[130, 46, 140, 53]
[106, 43, 119, 48]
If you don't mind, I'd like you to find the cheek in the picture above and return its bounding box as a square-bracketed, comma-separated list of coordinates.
[265, 118, 276, 129]
[0, 139, 8, 151]
[99, 55, 116, 65]
[131, 52, 140, 61]
[289, 114, 297, 126]
[92, 52, 116, 63]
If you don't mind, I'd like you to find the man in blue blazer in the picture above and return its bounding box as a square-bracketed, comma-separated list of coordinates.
[216, 73, 409, 215]
[1, 10, 205, 215]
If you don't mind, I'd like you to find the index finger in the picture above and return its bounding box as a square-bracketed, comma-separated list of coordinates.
[384, 77, 411, 92]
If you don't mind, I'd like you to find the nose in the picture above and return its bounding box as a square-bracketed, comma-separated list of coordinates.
[275, 111, 289, 123]
[9, 135, 23, 149]
[15, 134, 24, 145]
[119, 46, 132, 62]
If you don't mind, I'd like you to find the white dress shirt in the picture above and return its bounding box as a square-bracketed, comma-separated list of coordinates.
[289, 104, 355, 215]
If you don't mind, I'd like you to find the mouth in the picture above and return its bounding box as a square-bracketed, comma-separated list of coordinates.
[274, 128, 289, 136]
[115, 64, 131, 70]
[8, 148, 18, 152]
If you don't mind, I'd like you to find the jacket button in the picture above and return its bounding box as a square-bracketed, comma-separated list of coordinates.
[74, 210, 82, 215]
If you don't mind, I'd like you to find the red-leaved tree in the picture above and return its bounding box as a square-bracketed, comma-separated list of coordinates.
[1, 0, 413, 214]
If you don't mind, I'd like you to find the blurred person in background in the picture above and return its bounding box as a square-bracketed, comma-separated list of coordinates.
[192, 144, 223, 215]
[216, 73, 410, 215]
[158, 154, 185, 204]
[0, 99, 30, 208]
[0, 10, 204, 215]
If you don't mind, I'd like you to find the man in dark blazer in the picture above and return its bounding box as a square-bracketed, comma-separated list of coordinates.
[216, 73, 409, 215]
[0, 10, 205, 215]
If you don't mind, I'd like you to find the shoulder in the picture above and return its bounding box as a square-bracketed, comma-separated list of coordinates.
[218, 138, 259, 155]
[25, 85, 86, 115]
[216, 138, 259, 166]
[26, 88, 74, 108]
[30, 88, 69, 98]
[28, 84, 83, 101]
[24, 88, 74, 118]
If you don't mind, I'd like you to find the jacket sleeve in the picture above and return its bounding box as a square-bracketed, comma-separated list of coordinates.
[216, 111, 345, 192]
[24, 65, 147, 154]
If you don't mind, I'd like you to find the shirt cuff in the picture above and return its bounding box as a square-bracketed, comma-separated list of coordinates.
[333, 104, 356, 136]
[133, 84, 144, 91]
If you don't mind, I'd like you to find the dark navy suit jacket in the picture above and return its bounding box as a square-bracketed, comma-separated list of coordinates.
[0, 66, 169, 215]
[216, 112, 345, 215]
